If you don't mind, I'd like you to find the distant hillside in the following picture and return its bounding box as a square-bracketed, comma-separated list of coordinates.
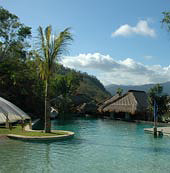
[105, 81, 170, 95]
[77, 74, 111, 103]
[57, 64, 111, 102]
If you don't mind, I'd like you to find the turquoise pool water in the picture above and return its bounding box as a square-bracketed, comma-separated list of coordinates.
[0, 118, 170, 173]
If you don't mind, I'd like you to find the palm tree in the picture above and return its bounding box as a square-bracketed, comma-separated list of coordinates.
[37, 25, 72, 133]
[116, 88, 123, 96]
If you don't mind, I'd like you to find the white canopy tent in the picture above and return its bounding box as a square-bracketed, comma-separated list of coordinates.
[0, 97, 31, 124]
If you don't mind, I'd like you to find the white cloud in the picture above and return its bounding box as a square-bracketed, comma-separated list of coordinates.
[61, 53, 120, 71]
[112, 20, 156, 37]
[60, 53, 170, 86]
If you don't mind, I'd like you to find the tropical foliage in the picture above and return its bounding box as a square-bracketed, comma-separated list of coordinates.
[116, 88, 123, 96]
[148, 84, 169, 120]
[0, 7, 31, 60]
[0, 7, 110, 126]
[36, 25, 73, 132]
[162, 11, 170, 31]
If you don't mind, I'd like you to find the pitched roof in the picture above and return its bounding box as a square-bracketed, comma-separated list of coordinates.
[77, 102, 97, 113]
[101, 90, 148, 114]
[98, 94, 120, 112]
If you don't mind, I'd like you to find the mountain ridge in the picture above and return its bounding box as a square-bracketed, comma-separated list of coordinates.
[105, 81, 170, 95]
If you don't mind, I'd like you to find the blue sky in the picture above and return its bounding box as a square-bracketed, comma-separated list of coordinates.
[1, 0, 170, 85]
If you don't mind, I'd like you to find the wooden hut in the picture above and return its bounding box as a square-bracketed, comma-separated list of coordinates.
[77, 102, 97, 114]
[100, 90, 148, 120]
[98, 94, 120, 112]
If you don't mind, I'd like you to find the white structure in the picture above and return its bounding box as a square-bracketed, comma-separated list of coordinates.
[50, 107, 58, 119]
[0, 97, 30, 124]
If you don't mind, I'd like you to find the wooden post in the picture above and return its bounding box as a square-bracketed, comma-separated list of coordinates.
[21, 119, 25, 132]
[125, 112, 130, 121]
[110, 112, 115, 119]
[153, 99, 157, 137]
[29, 119, 32, 130]
[9, 123, 12, 131]
[153, 127, 157, 137]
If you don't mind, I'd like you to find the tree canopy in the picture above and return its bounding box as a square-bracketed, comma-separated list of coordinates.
[0, 6, 111, 122]
[0, 7, 31, 60]
[116, 88, 123, 96]
[162, 12, 170, 32]
[148, 84, 169, 120]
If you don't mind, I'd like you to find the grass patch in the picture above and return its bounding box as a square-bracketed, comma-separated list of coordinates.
[0, 126, 67, 136]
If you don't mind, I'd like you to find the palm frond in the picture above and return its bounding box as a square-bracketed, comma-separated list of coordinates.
[38, 26, 46, 60]
[53, 27, 73, 60]
[37, 26, 73, 80]
[45, 26, 52, 62]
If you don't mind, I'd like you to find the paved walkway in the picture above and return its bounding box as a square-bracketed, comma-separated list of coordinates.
[144, 127, 170, 136]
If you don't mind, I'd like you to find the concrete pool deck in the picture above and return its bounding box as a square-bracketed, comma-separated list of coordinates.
[144, 127, 170, 136]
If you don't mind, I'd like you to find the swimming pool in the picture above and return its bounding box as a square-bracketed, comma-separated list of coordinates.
[0, 118, 170, 173]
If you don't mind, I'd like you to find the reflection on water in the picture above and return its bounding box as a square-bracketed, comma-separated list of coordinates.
[1, 118, 170, 173]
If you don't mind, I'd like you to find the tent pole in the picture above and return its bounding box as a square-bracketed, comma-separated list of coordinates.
[5, 113, 9, 129]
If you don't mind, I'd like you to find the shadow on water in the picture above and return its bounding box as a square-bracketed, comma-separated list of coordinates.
[33, 118, 84, 130]
[7, 136, 75, 144]
[52, 119, 78, 126]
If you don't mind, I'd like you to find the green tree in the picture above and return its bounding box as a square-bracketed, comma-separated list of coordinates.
[161, 12, 170, 31]
[0, 57, 44, 118]
[37, 25, 72, 133]
[0, 7, 31, 60]
[148, 84, 169, 120]
[0, 7, 45, 120]
[56, 72, 80, 97]
[116, 88, 123, 96]
[50, 72, 81, 114]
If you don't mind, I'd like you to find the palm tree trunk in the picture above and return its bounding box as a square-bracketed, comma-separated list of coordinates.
[45, 79, 51, 133]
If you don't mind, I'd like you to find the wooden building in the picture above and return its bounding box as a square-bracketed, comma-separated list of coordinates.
[98, 90, 148, 120]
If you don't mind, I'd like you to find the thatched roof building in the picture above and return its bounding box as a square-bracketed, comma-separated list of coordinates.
[100, 90, 148, 115]
[98, 94, 120, 112]
[77, 102, 97, 114]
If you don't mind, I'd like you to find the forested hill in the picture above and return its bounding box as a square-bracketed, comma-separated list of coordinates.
[57, 64, 111, 102]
